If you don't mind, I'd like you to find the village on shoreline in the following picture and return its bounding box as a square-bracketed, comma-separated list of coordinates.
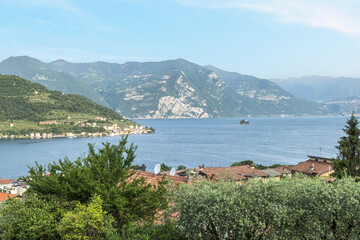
[0, 116, 154, 140]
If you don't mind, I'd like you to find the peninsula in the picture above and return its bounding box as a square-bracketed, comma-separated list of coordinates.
[0, 74, 153, 139]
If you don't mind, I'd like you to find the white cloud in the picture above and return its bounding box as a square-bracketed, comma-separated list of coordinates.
[175, 0, 360, 36]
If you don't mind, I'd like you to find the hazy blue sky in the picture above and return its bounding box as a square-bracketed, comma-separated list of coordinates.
[1, 0, 360, 78]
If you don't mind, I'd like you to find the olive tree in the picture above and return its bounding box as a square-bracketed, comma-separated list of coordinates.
[171, 176, 360, 239]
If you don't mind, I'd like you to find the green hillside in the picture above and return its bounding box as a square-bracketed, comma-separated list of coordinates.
[0, 56, 110, 108]
[0, 74, 147, 138]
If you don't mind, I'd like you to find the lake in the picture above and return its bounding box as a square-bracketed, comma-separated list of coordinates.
[0, 116, 348, 179]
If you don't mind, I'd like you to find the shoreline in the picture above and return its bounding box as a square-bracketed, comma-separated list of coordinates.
[0, 129, 154, 140]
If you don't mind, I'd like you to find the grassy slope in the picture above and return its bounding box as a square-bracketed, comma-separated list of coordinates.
[0, 74, 135, 135]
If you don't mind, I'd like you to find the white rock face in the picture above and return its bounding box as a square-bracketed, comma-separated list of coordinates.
[152, 96, 210, 119]
[208, 72, 219, 79]
[124, 91, 144, 100]
[237, 88, 291, 102]
[32, 74, 48, 81]
[175, 75, 196, 101]
[120, 72, 213, 119]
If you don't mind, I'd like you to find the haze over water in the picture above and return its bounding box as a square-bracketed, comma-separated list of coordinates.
[0, 116, 346, 179]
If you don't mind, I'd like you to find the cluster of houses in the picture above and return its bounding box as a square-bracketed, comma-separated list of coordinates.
[0, 155, 335, 203]
[130, 155, 335, 185]
[0, 178, 28, 202]
[1, 119, 151, 140]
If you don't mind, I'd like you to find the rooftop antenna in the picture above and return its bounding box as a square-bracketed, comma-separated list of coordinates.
[320, 147, 322, 157]
[170, 168, 176, 176]
[154, 163, 161, 175]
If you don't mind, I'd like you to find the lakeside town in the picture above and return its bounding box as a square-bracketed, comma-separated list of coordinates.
[0, 116, 153, 140]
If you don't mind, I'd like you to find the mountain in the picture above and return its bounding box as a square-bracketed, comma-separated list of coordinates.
[49, 58, 251, 118]
[272, 76, 360, 102]
[0, 56, 110, 107]
[0, 56, 330, 118]
[205, 66, 327, 117]
[48, 58, 329, 118]
[0, 74, 143, 138]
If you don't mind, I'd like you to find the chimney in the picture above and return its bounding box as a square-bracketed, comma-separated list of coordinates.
[309, 163, 314, 171]
[250, 164, 255, 169]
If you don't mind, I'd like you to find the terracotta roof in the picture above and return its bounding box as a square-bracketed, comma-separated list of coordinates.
[0, 179, 15, 185]
[290, 160, 333, 175]
[127, 170, 187, 186]
[200, 165, 268, 181]
[0, 192, 17, 202]
[308, 155, 333, 163]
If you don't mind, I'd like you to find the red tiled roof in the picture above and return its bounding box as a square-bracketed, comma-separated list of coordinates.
[0, 192, 17, 202]
[127, 170, 187, 186]
[200, 165, 268, 180]
[0, 179, 15, 185]
[290, 160, 333, 175]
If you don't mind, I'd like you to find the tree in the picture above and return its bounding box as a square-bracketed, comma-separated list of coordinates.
[171, 177, 360, 240]
[25, 136, 169, 230]
[333, 113, 360, 178]
[161, 163, 171, 171]
[177, 165, 186, 170]
[57, 195, 115, 240]
[0, 195, 73, 239]
[131, 163, 147, 171]
[230, 160, 253, 167]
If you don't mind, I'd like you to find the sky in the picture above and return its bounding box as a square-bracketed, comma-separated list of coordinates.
[1, 0, 360, 78]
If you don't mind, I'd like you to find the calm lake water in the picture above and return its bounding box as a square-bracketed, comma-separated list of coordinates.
[0, 116, 348, 179]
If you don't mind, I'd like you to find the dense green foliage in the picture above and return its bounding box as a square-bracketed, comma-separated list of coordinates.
[0, 74, 123, 122]
[177, 165, 186, 170]
[122, 221, 184, 240]
[230, 160, 283, 170]
[131, 163, 147, 171]
[0, 195, 74, 239]
[333, 114, 360, 178]
[230, 160, 254, 167]
[171, 176, 360, 240]
[26, 137, 168, 229]
[161, 163, 171, 171]
[57, 195, 115, 240]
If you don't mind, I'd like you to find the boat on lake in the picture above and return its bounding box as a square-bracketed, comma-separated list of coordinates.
[240, 119, 249, 125]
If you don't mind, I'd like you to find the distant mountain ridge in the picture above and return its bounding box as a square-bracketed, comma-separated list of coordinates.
[272, 76, 360, 102]
[205, 66, 325, 116]
[0, 56, 330, 118]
